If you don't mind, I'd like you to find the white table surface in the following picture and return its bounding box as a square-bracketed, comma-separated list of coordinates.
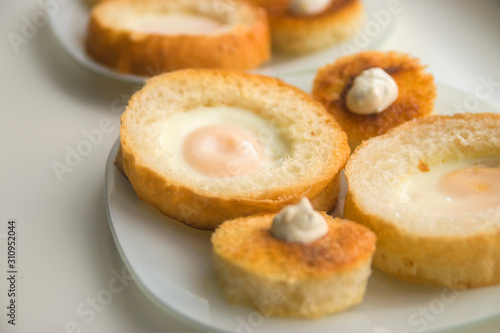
[1, 0, 499, 332]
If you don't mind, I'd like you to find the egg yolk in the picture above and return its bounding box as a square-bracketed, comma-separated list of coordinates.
[438, 166, 500, 213]
[183, 124, 266, 178]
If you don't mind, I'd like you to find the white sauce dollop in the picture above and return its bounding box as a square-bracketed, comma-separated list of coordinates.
[289, 0, 331, 15]
[346, 67, 399, 115]
[271, 198, 328, 243]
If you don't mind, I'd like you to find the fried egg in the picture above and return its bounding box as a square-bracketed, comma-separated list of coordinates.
[399, 158, 500, 214]
[160, 106, 290, 178]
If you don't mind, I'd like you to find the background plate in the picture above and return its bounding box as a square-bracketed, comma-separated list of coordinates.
[50, 0, 394, 83]
[105, 73, 500, 333]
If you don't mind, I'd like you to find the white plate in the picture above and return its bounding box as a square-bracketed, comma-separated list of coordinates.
[50, 0, 394, 83]
[105, 74, 500, 333]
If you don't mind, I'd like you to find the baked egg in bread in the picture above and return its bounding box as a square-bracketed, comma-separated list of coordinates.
[119, 69, 350, 230]
[344, 113, 500, 288]
[85, 0, 270, 75]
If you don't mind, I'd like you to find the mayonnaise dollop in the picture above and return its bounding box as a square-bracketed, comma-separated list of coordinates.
[271, 198, 328, 243]
[346, 67, 398, 115]
[289, 0, 331, 15]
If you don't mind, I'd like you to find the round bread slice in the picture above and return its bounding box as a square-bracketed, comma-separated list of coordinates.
[211, 212, 376, 318]
[119, 69, 350, 230]
[85, 0, 270, 75]
[250, 0, 363, 55]
[344, 113, 500, 289]
[312, 51, 436, 149]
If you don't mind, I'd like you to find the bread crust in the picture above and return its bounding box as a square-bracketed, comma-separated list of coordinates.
[312, 51, 436, 149]
[212, 212, 376, 317]
[251, 0, 363, 54]
[85, 0, 271, 75]
[84, 0, 101, 8]
[120, 69, 350, 230]
[344, 113, 500, 288]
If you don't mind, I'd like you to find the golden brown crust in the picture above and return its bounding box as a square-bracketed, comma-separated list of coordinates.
[117, 146, 341, 229]
[212, 212, 376, 280]
[212, 212, 376, 318]
[84, 0, 101, 8]
[310, 171, 341, 214]
[251, 0, 363, 54]
[120, 69, 350, 230]
[344, 113, 500, 288]
[85, 0, 271, 75]
[312, 51, 437, 149]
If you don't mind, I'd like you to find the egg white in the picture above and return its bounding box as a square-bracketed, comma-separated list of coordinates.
[160, 106, 290, 178]
[124, 12, 229, 36]
[398, 158, 500, 214]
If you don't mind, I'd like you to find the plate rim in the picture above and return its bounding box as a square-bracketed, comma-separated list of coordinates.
[104, 139, 225, 333]
[49, 0, 395, 83]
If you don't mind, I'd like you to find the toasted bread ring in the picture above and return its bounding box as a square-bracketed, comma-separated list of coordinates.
[312, 51, 436, 149]
[119, 69, 350, 230]
[212, 212, 376, 318]
[251, 0, 363, 55]
[85, 0, 270, 75]
[344, 113, 500, 288]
